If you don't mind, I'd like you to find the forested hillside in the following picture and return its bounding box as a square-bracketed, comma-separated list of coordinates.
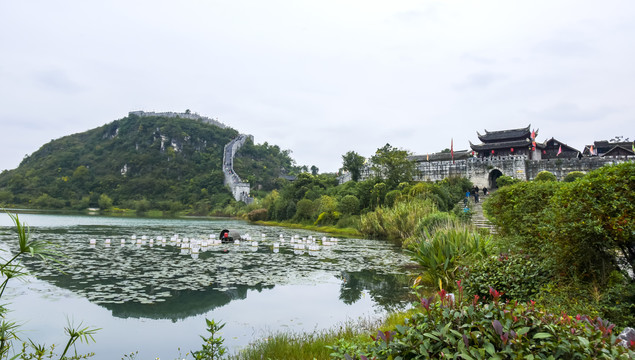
[0, 113, 298, 213]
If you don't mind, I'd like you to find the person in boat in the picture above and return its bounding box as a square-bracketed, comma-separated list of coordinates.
[219, 229, 233, 243]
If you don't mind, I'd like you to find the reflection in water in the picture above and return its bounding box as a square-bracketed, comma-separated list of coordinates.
[0, 213, 418, 359]
[0, 213, 416, 321]
[102, 284, 274, 321]
[339, 272, 412, 311]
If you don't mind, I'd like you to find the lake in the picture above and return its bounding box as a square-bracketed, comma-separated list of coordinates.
[0, 212, 415, 359]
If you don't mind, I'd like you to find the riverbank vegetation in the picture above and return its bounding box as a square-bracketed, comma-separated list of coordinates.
[224, 162, 634, 359]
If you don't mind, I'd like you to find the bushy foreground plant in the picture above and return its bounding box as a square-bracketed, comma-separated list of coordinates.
[547, 162, 635, 279]
[329, 282, 634, 359]
[405, 229, 489, 291]
[461, 252, 551, 302]
[0, 212, 98, 359]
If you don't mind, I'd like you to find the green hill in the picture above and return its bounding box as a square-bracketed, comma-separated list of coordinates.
[0, 112, 298, 213]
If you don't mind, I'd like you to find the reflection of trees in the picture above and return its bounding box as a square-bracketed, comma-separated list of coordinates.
[29, 263, 275, 321]
[339, 271, 412, 311]
[102, 284, 274, 321]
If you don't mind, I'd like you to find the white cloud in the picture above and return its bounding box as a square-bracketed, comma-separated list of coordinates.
[0, 0, 634, 172]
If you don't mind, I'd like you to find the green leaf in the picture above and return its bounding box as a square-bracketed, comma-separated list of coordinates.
[516, 327, 531, 336]
[423, 333, 440, 341]
[483, 341, 495, 355]
[532, 332, 552, 339]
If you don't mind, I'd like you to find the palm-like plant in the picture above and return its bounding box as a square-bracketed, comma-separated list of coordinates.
[406, 228, 490, 290]
[0, 211, 98, 359]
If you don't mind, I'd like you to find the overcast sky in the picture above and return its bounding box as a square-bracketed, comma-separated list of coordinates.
[1, 1, 634, 173]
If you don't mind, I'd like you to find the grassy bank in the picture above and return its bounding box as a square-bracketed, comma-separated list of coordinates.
[228, 310, 416, 360]
[252, 220, 362, 238]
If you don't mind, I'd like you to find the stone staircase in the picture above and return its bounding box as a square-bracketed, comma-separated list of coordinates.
[467, 196, 497, 235]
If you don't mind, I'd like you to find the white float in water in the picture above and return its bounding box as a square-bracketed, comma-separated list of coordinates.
[120, 239, 126, 245]
[142, 235, 147, 240]
[251, 241, 258, 247]
[273, 242, 280, 248]
[89, 239, 96, 245]
[105, 238, 111, 244]
[149, 238, 154, 244]
[234, 239, 240, 245]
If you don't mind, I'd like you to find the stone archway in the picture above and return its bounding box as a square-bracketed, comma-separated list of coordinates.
[489, 169, 503, 189]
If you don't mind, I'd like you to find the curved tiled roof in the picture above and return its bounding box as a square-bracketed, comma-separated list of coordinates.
[477, 125, 532, 143]
[469, 138, 543, 151]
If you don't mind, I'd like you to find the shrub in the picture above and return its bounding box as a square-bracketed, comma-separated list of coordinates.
[563, 171, 585, 182]
[330, 284, 634, 359]
[547, 162, 635, 280]
[534, 170, 557, 181]
[335, 214, 360, 229]
[482, 180, 559, 244]
[247, 208, 268, 221]
[384, 189, 401, 208]
[461, 252, 551, 302]
[314, 211, 340, 226]
[496, 175, 521, 188]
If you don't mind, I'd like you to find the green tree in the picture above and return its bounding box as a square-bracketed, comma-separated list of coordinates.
[370, 144, 415, 188]
[294, 198, 315, 221]
[98, 193, 113, 210]
[338, 195, 360, 215]
[341, 151, 366, 182]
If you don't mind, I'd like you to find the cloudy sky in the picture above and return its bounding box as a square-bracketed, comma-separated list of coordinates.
[1, 1, 633, 173]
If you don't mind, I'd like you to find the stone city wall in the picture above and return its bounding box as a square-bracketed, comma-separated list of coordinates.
[129, 111, 228, 129]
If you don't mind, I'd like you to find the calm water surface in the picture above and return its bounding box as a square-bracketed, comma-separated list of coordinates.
[0, 212, 415, 359]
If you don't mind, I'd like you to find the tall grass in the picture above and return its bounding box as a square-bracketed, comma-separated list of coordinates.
[228, 318, 380, 360]
[359, 198, 438, 243]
